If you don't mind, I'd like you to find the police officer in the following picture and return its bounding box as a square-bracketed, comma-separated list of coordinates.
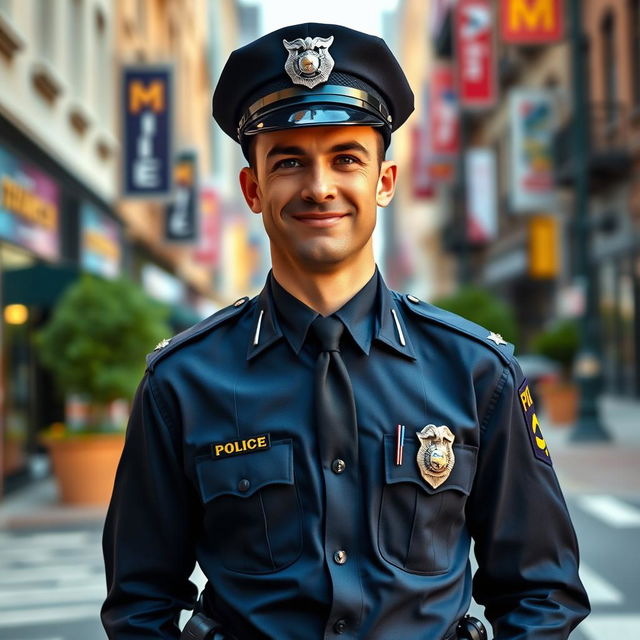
[101, 23, 590, 639]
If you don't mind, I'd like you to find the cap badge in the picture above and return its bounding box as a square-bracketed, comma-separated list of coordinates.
[416, 424, 455, 489]
[283, 36, 335, 89]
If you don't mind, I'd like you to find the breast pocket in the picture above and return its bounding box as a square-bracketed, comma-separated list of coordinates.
[378, 435, 477, 575]
[195, 438, 302, 574]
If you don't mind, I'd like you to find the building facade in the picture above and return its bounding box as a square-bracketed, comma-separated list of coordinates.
[0, 0, 120, 494]
[0, 0, 256, 496]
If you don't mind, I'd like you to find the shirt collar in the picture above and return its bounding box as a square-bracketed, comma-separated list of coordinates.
[246, 268, 416, 361]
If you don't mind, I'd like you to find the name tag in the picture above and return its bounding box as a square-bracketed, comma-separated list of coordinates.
[210, 434, 271, 459]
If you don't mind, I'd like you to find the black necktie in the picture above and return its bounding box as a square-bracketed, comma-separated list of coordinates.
[311, 315, 358, 468]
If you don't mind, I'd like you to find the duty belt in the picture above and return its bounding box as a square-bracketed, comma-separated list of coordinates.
[181, 611, 488, 640]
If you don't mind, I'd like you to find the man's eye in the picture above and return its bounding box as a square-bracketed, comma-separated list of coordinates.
[335, 155, 360, 165]
[274, 158, 302, 169]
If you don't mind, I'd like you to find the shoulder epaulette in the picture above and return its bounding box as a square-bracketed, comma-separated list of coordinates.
[400, 293, 515, 365]
[145, 296, 253, 371]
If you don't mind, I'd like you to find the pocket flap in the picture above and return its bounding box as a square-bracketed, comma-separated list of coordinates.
[383, 434, 477, 495]
[196, 438, 293, 503]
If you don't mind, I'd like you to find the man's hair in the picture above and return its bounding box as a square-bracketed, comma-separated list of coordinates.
[247, 129, 386, 172]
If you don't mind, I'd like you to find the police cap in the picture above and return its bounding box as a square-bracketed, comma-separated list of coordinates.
[212, 23, 414, 158]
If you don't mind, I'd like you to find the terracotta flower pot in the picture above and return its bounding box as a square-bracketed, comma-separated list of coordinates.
[537, 380, 578, 426]
[45, 433, 125, 506]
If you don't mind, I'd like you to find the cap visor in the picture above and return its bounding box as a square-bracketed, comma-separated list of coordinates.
[243, 104, 385, 136]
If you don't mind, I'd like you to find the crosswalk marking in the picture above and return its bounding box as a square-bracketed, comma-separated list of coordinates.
[0, 565, 101, 585]
[0, 584, 106, 607]
[0, 529, 104, 629]
[578, 563, 624, 605]
[0, 604, 99, 627]
[576, 495, 640, 528]
[580, 614, 640, 639]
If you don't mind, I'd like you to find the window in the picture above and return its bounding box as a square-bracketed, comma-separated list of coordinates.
[36, 0, 55, 59]
[601, 11, 618, 122]
[68, 0, 84, 97]
[94, 8, 108, 120]
[630, 1, 640, 107]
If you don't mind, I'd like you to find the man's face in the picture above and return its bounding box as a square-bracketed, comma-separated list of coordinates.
[239, 125, 397, 274]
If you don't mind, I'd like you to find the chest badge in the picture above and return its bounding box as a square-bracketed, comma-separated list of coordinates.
[283, 36, 335, 88]
[416, 425, 455, 489]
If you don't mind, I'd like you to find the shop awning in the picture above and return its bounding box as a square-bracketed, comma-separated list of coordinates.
[2, 263, 79, 307]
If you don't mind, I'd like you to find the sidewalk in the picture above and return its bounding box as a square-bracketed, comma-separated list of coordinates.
[0, 477, 106, 530]
[1, 395, 638, 530]
[543, 394, 640, 497]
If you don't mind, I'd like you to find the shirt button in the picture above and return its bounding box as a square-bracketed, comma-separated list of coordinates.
[332, 458, 346, 474]
[333, 549, 347, 565]
[333, 619, 347, 634]
[237, 478, 250, 492]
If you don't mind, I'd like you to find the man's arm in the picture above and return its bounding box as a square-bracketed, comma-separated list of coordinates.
[101, 372, 200, 638]
[467, 359, 590, 639]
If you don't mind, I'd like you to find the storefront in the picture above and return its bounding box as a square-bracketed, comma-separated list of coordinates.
[592, 188, 640, 398]
[0, 142, 66, 491]
[597, 245, 640, 398]
[0, 126, 122, 495]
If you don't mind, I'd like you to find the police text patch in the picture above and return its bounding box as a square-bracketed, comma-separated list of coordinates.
[211, 434, 271, 459]
[518, 380, 551, 466]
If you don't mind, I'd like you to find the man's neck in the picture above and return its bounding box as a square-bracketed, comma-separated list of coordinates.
[271, 259, 376, 316]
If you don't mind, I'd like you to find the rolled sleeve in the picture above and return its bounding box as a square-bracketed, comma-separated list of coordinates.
[467, 358, 590, 639]
[101, 373, 200, 639]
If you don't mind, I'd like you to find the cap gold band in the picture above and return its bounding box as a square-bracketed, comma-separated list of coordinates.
[237, 84, 391, 137]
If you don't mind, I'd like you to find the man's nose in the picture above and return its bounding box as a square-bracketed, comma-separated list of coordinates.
[300, 162, 337, 202]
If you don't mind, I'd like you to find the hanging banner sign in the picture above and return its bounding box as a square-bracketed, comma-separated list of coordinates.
[509, 89, 557, 213]
[465, 148, 497, 244]
[431, 0, 456, 39]
[455, 0, 497, 108]
[429, 64, 460, 156]
[0, 145, 60, 260]
[122, 65, 173, 197]
[81, 202, 121, 278]
[500, 0, 564, 44]
[165, 150, 198, 242]
[194, 185, 221, 266]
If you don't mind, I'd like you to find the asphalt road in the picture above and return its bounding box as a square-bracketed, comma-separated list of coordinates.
[0, 494, 638, 639]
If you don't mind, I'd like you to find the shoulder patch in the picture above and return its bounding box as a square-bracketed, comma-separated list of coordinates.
[400, 294, 515, 365]
[518, 378, 552, 466]
[145, 296, 252, 371]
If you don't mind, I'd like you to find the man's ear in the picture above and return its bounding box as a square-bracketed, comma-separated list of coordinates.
[376, 160, 397, 207]
[239, 166, 263, 213]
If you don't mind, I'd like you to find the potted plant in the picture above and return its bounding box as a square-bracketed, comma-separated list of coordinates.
[434, 286, 519, 344]
[36, 274, 171, 505]
[531, 319, 580, 425]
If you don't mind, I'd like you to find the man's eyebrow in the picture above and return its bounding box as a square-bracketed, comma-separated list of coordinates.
[329, 141, 371, 158]
[265, 141, 372, 160]
[266, 145, 306, 160]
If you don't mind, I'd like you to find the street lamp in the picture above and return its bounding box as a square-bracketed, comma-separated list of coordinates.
[568, 0, 610, 441]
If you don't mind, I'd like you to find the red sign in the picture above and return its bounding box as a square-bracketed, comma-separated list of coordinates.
[500, 0, 564, 44]
[429, 64, 459, 156]
[455, 0, 496, 108]
[194, 186, 220, 266]
[411, 126, 435, 199]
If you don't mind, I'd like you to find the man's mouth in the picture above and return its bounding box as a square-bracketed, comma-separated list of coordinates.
[291, 212, 349, 227]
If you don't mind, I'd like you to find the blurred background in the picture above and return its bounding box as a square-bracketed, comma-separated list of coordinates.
[0, 1, 638, 639]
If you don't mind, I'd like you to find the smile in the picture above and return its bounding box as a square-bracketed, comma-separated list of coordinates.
[291, 212, 349, 227]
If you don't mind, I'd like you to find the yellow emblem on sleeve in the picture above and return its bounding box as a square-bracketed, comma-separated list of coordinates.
[518, 380, 551, 465]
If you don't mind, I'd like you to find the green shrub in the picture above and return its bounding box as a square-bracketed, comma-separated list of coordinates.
[36, 275, 171, 428]
[531, 318, 580, 378]
[433, 286, 518, 344]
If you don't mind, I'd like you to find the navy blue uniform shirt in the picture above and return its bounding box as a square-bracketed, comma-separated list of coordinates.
[101, 269, 589, 639]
